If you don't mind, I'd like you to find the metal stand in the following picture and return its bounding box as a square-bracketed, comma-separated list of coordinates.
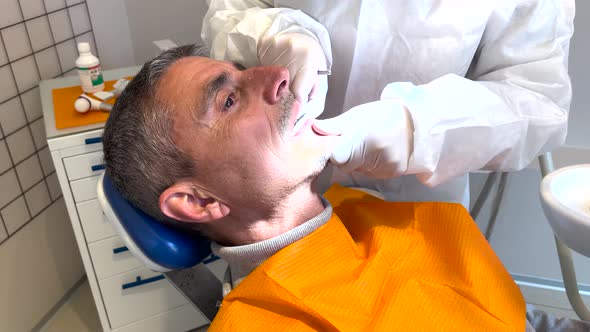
[538, 153, 590, 321]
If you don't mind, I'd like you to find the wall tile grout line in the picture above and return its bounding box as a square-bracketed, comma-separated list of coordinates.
[0, 2, 88, 32]
[0, 141, 49, 178]
[0, 115, 45, 143]
[0, 28, 93, 106]
[1, 215, 9, 238]
[0, 170, 58, 212]
[41, 0, 66, 76]
[17, 3, 53, 206]
[11, 0, 43, 220]
[0, 83, 40, 106]
[0, 29, 93, 73]
[18, 1, 58, 206]
[1, 1, 92, 243]
[0, 194, 63, 247]
[0, 25, 32, 219]
[81, 1, 99, 58]
[0, 62, 81, 115]
[0, 36, 18, 162]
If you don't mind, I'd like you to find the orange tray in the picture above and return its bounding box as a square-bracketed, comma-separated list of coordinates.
[52, 77, 131, 130]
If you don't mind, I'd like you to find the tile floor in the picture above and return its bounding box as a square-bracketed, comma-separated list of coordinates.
[39, 279, 210, 332]
[39, 280, 101, 332]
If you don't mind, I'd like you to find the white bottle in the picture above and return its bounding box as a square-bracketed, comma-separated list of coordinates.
[76, 42, 104, 93]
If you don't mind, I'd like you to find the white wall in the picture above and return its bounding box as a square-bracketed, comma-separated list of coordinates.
[565, 0, 590, 148]
[86, 0, 135, 69]
[124, 0, 209, 65]
[87, 0, 208, 68]
[0, 199, 85, 332]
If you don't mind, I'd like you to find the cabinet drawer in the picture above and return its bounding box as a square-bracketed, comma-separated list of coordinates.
[77, 199, 116, 243]
[71, 175, 99, 202]
[89, 236, 143, 280]
[63, 151, 105, 181]
[100, 267, 190, 329]
[113, 303, 208, 332]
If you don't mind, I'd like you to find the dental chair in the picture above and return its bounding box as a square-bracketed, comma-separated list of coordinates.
[97, 172, 212, 271]
[97, 155, 590, 322]
[97, 172, 223, 321]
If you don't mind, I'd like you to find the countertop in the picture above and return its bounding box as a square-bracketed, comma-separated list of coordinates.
[40, 66, 141, 140]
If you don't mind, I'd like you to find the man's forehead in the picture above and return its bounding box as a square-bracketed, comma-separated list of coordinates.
[165, 56, 218, 83]
[169, 56, 237, 76]
[157, 57, 213, 103]
[158, 57, 234, 98]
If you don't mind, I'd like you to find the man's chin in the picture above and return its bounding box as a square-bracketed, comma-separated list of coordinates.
[309, 160, 336, 195]
[304, 155, 331, 188]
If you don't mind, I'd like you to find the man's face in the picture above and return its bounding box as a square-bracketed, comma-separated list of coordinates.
[157, 56, 335, 209]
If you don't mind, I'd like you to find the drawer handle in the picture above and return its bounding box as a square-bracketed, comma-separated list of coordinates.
[84, 137, 102, 145]
[202, 254, 220, 265]
[113, 246, 129, 254]
[91, 164, 106, 171]
[122, 275, 165, 290]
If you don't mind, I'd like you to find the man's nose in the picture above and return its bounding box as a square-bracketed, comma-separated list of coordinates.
[250, 67, 290, 105]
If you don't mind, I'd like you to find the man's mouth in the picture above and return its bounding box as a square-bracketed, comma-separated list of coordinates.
[292, 115, 313, 136]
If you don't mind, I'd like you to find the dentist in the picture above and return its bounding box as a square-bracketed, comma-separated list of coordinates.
[201, 0, 575, 206]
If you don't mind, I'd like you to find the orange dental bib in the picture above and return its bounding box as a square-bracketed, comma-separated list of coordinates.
[210, 184, 524, 331]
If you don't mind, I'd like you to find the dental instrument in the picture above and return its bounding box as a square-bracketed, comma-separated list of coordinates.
[74, 93, 112, 113]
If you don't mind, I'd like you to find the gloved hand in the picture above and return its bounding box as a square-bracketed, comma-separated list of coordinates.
[313, 100, 414, 179]
[258, 32, 328, 123]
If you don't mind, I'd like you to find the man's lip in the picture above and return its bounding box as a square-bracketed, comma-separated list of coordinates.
[293, 117, 313, 137]
[311, 123, 339, 136]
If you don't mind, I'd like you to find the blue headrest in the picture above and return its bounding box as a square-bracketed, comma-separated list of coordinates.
[97, 173, 212, 271]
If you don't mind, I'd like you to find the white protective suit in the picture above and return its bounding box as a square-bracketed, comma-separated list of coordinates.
[201, 0, 575, 207]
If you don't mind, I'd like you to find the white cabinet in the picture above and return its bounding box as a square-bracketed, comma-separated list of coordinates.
[77, 199, 116, 243]
[42, 68, 210, 332]
[63, 150, 105, 181]
[71, 175, 101, 202]
[88, 236, 144, 280]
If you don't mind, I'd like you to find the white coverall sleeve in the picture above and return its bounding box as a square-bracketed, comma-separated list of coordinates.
[379, 0, 574, 186]
[201, 0, 332, 70]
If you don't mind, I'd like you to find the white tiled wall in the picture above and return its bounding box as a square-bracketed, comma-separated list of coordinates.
[0, 0, 95, 243]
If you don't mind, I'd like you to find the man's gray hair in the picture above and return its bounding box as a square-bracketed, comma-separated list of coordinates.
[103, 44, 208, 224]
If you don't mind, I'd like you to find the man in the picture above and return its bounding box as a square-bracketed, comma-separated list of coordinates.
[103, 45, 525, 331]
[202, 0, 575, 208]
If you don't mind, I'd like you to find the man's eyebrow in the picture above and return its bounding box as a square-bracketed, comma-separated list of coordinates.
[202, 72, 230, 114]
[232, 61, 246, 71]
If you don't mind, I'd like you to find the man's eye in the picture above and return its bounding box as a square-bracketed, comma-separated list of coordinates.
[224, 95, 235, 111]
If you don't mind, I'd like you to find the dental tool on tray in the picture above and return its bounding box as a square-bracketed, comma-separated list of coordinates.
[74, 78, 130, 113]
[74, 93, 112, 113]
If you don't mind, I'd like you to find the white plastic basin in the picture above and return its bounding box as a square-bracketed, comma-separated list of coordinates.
[540, 164, 590, 257]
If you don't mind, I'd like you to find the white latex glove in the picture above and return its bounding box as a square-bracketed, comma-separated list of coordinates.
[258, 32, 328, 130]
[313, 100, 414, 179]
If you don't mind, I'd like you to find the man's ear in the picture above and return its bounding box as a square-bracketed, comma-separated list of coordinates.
[159, 182, 230, 224]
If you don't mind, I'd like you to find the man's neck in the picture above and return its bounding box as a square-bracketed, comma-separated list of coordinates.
[205, 185, 326, 246]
